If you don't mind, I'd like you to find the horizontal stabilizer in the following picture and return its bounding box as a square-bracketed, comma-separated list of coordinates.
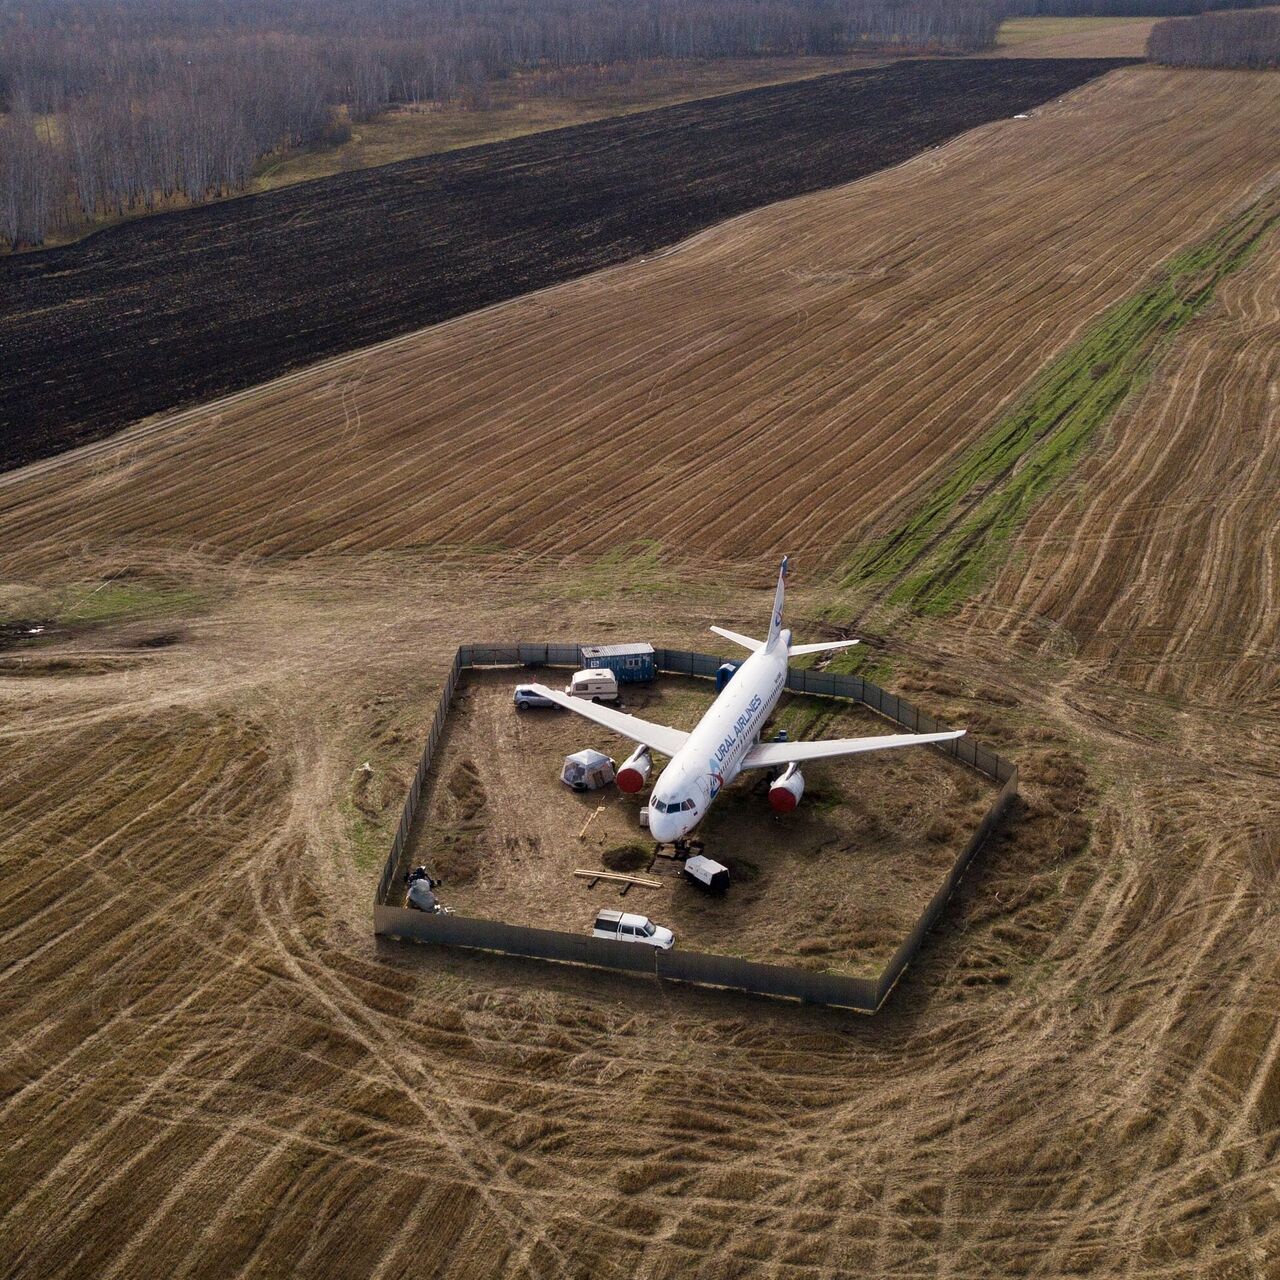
[788, 638, 861, 657]
[523, 685, 689, 758]
[742, 729, 964, 770]
[710, 625, 763, 654]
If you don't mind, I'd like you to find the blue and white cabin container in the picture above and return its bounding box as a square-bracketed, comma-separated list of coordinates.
[577, 642, 655, 683]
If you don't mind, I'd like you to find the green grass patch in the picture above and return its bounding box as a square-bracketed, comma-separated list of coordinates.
[56, 579, 209, 624]
[343, 799, 390, 873]
[552, 538, 677, 602]
[0, 573, 215, 631]
[840, 193, 1280, 616]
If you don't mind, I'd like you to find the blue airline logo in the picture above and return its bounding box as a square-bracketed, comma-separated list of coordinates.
[712, 693, 763, 766]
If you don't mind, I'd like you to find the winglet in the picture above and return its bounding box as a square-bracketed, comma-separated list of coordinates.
[765, 556, 789, 649]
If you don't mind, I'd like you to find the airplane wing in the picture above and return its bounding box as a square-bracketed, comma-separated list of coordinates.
[788, 638, 861, 656]
[524, 685, 690, 757]
[709, 625, 763, 654]
[741, 729, 964, 770]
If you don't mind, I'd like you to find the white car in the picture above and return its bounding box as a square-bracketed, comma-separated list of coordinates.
[591, 910, 674, 949]
[513, 684, 558, 709]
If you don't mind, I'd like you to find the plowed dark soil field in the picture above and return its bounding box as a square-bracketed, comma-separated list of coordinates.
[0, 57, 1129, 471]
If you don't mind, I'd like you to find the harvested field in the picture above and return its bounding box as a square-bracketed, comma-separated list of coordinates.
[0, 57, 1130, 471]
[992, 15, 1161, 58]
[400, 670, 993, 977]
[970, 206, 1280, 706]
[2, 62, 1280, 1280]
[4, 68, 1279, 572]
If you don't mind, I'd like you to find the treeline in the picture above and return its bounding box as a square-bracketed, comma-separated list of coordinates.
[1, 0, 1001, 249]
[1148, 7, 1280, 65]
[1010, 0, 1271, 15]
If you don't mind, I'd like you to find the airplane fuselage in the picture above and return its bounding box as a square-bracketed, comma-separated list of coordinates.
[647, 630, 791, 843]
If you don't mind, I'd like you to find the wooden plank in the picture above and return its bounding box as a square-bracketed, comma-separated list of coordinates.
[573, 869, 663, 889]
[578, 805, 604, 840]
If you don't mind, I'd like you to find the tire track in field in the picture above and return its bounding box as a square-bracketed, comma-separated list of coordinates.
[975, 202, 1280, 705]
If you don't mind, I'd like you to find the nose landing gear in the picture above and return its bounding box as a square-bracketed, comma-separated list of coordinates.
[652, 835, 705, 861]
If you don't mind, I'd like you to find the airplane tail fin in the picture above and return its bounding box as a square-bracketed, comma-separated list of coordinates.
[765, 556, 789, 650]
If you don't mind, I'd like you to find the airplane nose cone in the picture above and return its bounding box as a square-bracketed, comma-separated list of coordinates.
[648, 811, 674, 843]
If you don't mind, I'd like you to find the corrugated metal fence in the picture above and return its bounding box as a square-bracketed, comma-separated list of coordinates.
[375, 644, 1018, 1012]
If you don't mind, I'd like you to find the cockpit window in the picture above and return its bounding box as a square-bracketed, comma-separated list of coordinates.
[654, 797, 695, 814]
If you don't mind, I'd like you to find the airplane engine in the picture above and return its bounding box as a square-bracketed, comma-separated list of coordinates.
[616, 746, 652, 793]
[768, 763, 805, 813]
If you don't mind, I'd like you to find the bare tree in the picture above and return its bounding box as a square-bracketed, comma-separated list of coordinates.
[0, 0, 1087, 248]
[1148, 7, 1280, 66]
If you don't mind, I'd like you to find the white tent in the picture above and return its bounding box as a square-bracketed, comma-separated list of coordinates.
[561, 749, 615, 791]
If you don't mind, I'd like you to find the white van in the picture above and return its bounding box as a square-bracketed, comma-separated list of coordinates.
[591, 910, 674, 949]
[565, 668, 619, 703]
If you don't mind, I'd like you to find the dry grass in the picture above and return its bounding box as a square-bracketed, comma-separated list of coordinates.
[992, 15, 1160, 58]
[1, 64, 1279, 1279]
[970, 209, 1280, 705]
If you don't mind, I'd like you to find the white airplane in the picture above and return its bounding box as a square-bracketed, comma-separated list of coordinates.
[525, 557, 964, 845]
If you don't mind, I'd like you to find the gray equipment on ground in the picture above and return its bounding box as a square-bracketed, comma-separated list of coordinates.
[561, 749, 616, 792]
[683, 854, 730, 893]
[405, 865, 443, 913]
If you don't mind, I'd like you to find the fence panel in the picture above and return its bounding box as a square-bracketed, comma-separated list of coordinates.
[660, 650, 694, 675]
[467, 645, 521, 666]
[656, 948, 878, 1011]
[375, 906, 659, 975]
[692, 654, 720, 678]
[876, 768, 1018, 1005]
[375, 648, 465, 906]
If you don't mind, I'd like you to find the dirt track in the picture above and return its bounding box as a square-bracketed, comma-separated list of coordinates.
[1, 64, 1279, 1280]
[0, 57, 1127, 472]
